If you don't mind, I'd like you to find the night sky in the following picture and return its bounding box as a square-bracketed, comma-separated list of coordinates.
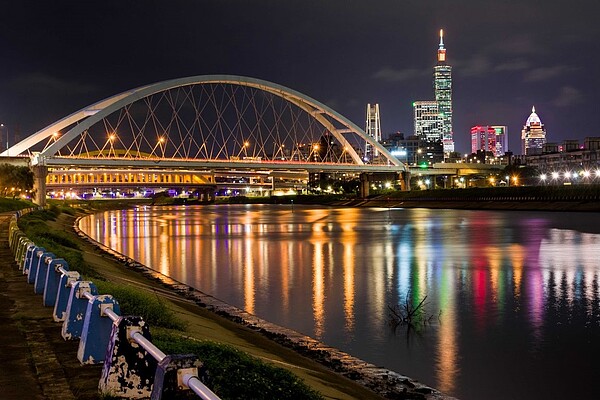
[1, 0, 598, 155]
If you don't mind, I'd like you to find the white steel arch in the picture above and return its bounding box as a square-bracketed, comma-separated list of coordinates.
[3, 75, 404, 170]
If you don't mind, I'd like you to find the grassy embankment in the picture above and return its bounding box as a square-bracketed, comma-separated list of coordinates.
[11, 199, 384, 400]
[16, 202, 323, 399]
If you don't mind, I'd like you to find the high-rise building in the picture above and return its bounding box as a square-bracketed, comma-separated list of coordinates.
[413, 101, 441, 141]
[521, 106, 547, 155]
[413, 29, 454, 158]
[365, 103, 381, 162]
[434, 29, 454, 154]
[491, 125, 508, 156]
[470, 125, 496, 155]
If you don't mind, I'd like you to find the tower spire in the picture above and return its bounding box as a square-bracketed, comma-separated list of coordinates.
[437, 28, 446, 62]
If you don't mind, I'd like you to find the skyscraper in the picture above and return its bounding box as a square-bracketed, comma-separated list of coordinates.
[365, 103, 381, 162]
[434, 29, 454, 154]
[414, 101, 442, 141]
[470, 125, 496, 155]
[521, 106, 547, 155]
[491, 125, 508, 156]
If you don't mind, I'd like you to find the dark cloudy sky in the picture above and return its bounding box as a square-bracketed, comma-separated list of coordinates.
[0, 0, 598, 154]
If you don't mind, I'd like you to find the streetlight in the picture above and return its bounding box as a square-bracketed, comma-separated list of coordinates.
[0, 123, 7, 155]
[415, 148, 422, 165]
[107, 133, 117, 157]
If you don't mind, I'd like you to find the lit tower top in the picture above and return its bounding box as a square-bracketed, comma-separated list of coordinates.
[437, 29, 446, 62]
[526, 105, 541, 126]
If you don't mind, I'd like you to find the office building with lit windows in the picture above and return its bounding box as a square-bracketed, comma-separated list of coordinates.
[414, 101, 441, 141]
[521, 106, 547, 155]
[491, 125, 508, 156]
[471, 125, 496, 155]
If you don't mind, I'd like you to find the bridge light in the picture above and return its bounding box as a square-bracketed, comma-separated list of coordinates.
[540, 174, 547, 181]
[551, 171, 559, 180]
[583, 170, 591, 178]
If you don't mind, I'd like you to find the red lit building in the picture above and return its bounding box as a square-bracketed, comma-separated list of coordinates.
[471, 125, 496, 155]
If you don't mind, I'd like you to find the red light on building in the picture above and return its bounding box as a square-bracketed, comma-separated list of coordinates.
[471, 125, 497, 155]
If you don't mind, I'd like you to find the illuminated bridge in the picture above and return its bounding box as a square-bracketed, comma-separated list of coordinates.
[1, 75, 409, 204]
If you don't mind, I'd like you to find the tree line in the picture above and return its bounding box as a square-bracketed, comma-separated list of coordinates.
[0, 163, 34, 197]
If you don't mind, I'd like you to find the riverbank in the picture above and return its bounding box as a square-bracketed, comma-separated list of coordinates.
[0, 213, 102, 399]
[349, 198, 600, 211]
[10, 203, 454, 400]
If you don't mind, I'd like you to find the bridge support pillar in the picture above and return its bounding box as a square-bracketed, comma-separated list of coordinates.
[359, 173, 370, 198]
[401, 171, 411, 191]
[32, 165, 48, 206]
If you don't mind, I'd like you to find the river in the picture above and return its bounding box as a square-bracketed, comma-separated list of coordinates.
[79, 204, 600, 400]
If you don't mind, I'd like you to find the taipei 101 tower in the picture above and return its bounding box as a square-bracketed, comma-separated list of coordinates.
[434, 29, 454, 153]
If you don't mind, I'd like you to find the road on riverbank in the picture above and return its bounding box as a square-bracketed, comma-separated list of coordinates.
[0, 213, 102, 399]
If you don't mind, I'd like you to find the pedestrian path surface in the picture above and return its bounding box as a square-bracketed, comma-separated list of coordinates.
[0, 213, 101, 400]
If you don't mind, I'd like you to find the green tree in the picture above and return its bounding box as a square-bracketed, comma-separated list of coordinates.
[0, 164, 34, 197]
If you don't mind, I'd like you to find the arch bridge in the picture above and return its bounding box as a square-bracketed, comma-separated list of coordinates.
[2, 75, 408, 204]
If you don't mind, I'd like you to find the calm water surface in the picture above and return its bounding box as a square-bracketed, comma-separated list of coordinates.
[79, 205, 600, 400]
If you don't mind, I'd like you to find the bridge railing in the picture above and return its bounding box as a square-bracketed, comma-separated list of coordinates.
[8, 209, 221, 400]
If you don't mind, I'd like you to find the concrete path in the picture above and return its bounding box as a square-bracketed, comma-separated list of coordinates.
[0, 213, 101, 400]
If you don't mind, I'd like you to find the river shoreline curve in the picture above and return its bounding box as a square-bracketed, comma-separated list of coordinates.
[73, 212, 456, 400]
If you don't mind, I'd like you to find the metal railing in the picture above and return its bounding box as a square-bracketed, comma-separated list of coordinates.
[8, 208, 221, 400]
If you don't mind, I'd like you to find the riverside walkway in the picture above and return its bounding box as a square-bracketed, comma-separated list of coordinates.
[0, 213, 101, 399]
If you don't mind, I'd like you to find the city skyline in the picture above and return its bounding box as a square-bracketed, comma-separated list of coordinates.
[0, 1, 598, 155]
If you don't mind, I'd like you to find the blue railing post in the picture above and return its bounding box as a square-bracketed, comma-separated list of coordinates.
[61, 281, 98, 340]
[34, 253, 56, 294]
[27, 247, 47, 284]
[151, 354, 207, 400]
[43, 258, 68, 307]
[10, 231, 25, 253]
[77, 295, 120, 365]
[15, 237, 32, 266]
[21, 243, 36, 273]
[53, 270, 80, 322]
[99, 316, 157, 398]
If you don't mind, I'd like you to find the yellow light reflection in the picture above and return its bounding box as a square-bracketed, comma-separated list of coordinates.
[509, 244, 524, 299]
[312, 241, 325, 339]
[436, 268, 457, 394]
[244, 238, 255, 314]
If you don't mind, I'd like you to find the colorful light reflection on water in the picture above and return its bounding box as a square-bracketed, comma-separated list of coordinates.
[79, 205, 600, 400]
